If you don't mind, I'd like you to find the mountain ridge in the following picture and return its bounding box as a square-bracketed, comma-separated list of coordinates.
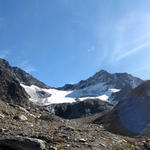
[59, 69, 143, 91]
[0, 58, 50, 89]
[0, 58, 145, 119]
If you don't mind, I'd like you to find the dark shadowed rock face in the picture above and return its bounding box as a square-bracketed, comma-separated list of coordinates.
[0, 58, 34, 107]
[132, 80, 150, 99]
[117, 80, 150, 134]
[94, 80, 150, 136]
[43, 99, 114, 119]
[0, 59, 12, 70]
[0, 67, 30, 107]
[0, 58, 50, 89]
[0, 58, 51, 107]
[118, 95, 150, 134]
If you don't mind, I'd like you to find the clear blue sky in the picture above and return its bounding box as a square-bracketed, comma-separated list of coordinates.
[0, 0, 150, 87]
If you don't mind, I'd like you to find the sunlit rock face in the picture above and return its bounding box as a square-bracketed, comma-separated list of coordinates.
[118, 81, 150, 134]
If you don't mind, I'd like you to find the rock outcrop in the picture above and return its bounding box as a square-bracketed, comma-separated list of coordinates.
[0, 64, 30, 107]
[42, 99, 114, 119]
[0, 136, 45, 150]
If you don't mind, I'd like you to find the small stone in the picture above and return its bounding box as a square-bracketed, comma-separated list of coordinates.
[30, 124, 34, 127]
[100, 142, 106, 147]
[64, 126, 75, 131]
[49, 146, 57, 150]
[0, 113, 5, 118]
[26, 122, 34, 127]
[13, 115, 27, 121]
[0, 128, 6, 133]
[26, 107, 31, 111]
[29, 113, 36, 118]
[37, 114, 42, 118]
[2, 110, 9, 115]
[79, 138, 86, 142]
[18, 106, 29, 113]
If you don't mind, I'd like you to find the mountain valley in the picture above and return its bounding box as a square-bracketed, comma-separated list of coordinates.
[1, 58, 150, 150]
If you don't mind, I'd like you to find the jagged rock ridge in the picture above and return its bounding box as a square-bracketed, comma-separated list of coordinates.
[59, 70, 143, 91]
[58, 70, 143, 104]
[0, 58, 49, 89]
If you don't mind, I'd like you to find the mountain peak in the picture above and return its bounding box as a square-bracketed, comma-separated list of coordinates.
[94, 69, 110, 76]
[99, 69, 109, 74]
[0, 58, 11, 69]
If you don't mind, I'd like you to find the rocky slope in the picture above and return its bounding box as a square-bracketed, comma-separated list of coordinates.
[94, 80, 150, 136]
[0, 99, 150, 150]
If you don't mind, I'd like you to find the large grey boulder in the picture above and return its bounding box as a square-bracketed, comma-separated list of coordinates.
[0, 136, 45, 150]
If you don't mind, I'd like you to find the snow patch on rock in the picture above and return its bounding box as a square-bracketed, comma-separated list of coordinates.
[21, 84, 121, 106]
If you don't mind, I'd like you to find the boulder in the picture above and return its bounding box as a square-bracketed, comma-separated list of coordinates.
[13, 115, 27, 121]
[0, 136, 45, 150]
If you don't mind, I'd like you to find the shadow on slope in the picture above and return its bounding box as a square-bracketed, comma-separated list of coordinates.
[93, 80, 150, 137]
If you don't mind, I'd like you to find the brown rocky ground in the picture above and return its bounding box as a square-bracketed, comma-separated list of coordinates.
[0, 99, 150, 150]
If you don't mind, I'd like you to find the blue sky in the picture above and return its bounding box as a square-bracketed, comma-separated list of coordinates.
[0, 0, 150, 87]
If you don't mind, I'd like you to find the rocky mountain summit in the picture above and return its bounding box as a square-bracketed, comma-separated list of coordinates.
[59, 69, 143, 90]
[59, 69, 143, 103]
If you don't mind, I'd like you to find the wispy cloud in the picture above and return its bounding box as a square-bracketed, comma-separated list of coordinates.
[108, 13, 150, 64]
[0, 50, 11, 59]
[116, 41, 150, 62]
[87, 46, 95, 52]
[17, 60, 36, 73]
